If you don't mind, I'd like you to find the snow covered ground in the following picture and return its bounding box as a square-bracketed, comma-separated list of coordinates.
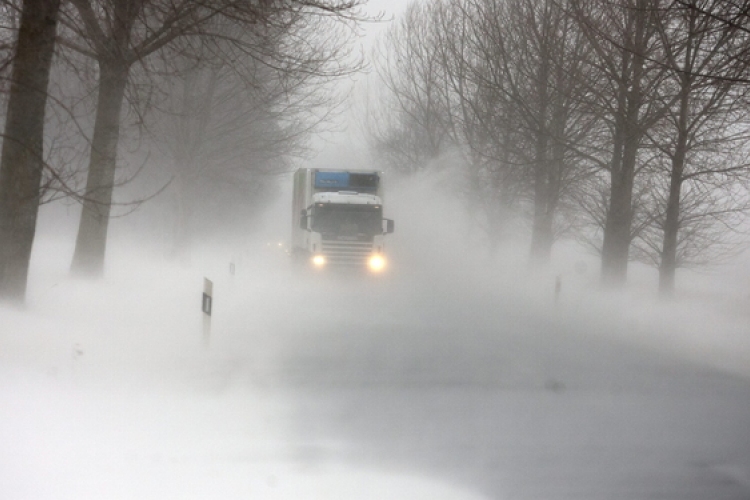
[2, 171, 750, 499]
[1, 236, 495, 499]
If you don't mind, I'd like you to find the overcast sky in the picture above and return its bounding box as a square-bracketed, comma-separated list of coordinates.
[305, 0, 411, 170]
[363, 0, 410, 20]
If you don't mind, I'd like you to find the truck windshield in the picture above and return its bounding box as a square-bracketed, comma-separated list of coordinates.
[311, 204, 382, 236]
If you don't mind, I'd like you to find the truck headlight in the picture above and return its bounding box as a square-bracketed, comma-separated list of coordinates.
[368, 254, 386, 272]
[312, 254, 326, 267]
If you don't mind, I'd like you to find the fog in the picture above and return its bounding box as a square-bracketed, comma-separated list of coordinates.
[2, 162, 750, 499]
[3, 0, 750, 497]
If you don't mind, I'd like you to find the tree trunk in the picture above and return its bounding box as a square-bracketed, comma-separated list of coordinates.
[530, 190, 554, 262]
[529, 48, 552, 264]
[532, 84, 567, 265]
[0, 0, 60, 302]
[600, 3, 647, 287]
[530, 152, 554, 263]
[659, 167, 682, 295]
[70, 60, 129, 277]
[659, 84, 690, 296]
[601, 134, 637, 286]
[486, 158, 510, 257]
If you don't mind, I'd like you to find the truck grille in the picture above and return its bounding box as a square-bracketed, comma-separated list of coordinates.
[321, 240, 373, 266]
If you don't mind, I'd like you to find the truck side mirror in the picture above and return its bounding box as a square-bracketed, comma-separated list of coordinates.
[384, 219, 394, 234]
[300, 213, 308, 230]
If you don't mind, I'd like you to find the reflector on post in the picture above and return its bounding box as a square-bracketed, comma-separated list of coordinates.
[202, 278, 213, 316]
[202, 278, 213, 347]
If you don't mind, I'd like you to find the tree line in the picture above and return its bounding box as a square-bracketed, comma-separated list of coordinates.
[0, 0, 364, 303]
[366, 0, 750, 294]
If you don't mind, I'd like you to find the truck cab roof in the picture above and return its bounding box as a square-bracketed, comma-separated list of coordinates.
[312, 191, 382, 206]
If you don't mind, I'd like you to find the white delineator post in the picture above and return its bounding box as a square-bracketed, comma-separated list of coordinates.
[202, 277, 213, 345]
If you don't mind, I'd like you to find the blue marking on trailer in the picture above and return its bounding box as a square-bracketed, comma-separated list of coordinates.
[315, 171, 350, 188]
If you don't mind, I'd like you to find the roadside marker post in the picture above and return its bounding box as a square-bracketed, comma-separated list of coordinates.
[202, 278, 213, 346]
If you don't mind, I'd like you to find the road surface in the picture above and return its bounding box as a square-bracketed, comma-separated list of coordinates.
[216, 270, 750, 500]
[3, 261, 750, 500]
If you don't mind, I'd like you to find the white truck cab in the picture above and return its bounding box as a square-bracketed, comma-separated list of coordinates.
[292, 169, 394, 272]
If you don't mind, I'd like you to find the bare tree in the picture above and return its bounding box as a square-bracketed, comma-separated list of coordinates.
[425, 0, 595, 261]
[57, 0, 364, 277]
[369, 0, 599, 258]
[0, 0, 61, 302]
[478, 0, 594, 262]
[367, 1, 453, 175]
[367, 0, 750, 293]
[152, 42, 317, 260]
[431, 0, 520, 252]
[571, 0, 675, 286]
[643, 0, 750, 294]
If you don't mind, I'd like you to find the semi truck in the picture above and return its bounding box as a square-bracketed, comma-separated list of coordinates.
[291, 168, 394, 272]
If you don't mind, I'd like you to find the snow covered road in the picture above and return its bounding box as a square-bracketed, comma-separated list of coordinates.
[2, 245, 750, 499]
[249, 273, 750, 500]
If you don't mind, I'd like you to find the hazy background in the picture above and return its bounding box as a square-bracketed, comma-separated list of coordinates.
[3, 163, 750, 498]
[2, 0, 750, 498]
